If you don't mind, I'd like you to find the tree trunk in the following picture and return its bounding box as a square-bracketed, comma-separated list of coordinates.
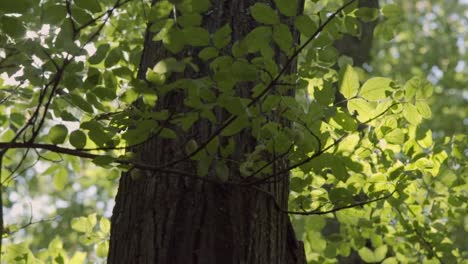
[108, 1, 305, 263]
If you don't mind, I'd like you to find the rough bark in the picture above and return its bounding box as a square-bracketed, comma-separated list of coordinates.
[108, 1, 305, 263]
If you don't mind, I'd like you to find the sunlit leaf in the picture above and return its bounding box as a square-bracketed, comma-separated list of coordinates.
[403, 103, 422, 125]
[339, 65, 360, 99]
[359, 77, 392, 101]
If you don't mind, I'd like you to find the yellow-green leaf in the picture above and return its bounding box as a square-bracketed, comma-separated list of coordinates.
[403, 103, 422, 125]
[339, 65, 359, 99]
[359, 77, 392, 101]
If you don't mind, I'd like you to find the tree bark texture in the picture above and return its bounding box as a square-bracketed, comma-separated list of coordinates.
[108, 1, 305, 263]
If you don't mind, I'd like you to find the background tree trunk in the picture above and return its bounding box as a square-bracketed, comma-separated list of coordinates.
[108, 1, 305, 263]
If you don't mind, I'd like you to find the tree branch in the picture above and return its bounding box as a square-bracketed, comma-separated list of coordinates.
[154, 0, 359, 170]
[255, 186, 397, 216]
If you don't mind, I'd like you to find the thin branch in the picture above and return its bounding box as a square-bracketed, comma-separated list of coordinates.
[246, 143, 295, 179]
[153, 0, 358, 170]
[28, 60, 69, 144]
[65, 0, 79, 36]
[263, 102, 400, 181]
[399, 204, 445, 264]
[76, 0, 135, 32]
[0, 142, 219, 184]
[1, 148, 31, 186]
[3, 202, 58, 238]
[255, 186, 397, 215]
[247, 135, 345, 187]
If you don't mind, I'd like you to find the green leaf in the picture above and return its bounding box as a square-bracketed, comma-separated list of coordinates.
[70, 130, 87, 149]
[384, 128, 405, 144]
[374, 245, 388, 262]
[273, 23, 293, 52]
[100, 217, 111, 233]
[331, 110, 358, 131]
[178, 13, 202, 27]
[231, 60, 257, 81]
[358, 245, 388, 263]
[404, 77, 433, 100]
[415, 101, 432, 118]
[329, 188, 352, 204]
[417, 129, 433, 148]
[183, 27, 210, 46]
[382, 4, 402, 18]
[339, 65, 359, 99]
[72, 6, 93, 26]
[96, 241, 109, 257]
[215, 161, 229, 182]
[344, 16, 360, 36]
[146, 69, 166, 85]
[250, 3, 279, 25]
[198, 47, 219, 61]
[403, 103, 422, 125]
[313, 83, 335, 106]
[92, 155, 115, 166]
[71, 216, 94, 233]
[153, 57, 185, 74]
[355, 7, 379, 22]
[70, 252, 87, 264]
[75, 0, 101, 13]
[274, 0, 297, 16]
[49, 124, 68, 144]
[53, 167, 68, 191]
[213, 24, 232, 49]
[55, 20, 76, 50]
[92, 85, 117, 100]
[381, 257, 398, 264]
[42, 4, 67, 24]
[1, 16, 26, 38]
[0, 0, 32, 14]
[185, 139, 198, 155]
[348, 98, 376, 122]
[197, 152, 212, 177]
[359, 77, 393, 101]
[104, 48, 122, 68]
[221, 115, 249, 136]
[243, 26, 272, 53]
[160, 128, 177, 139]
[81, 121, 112, 146]
[294, 15, 317, 38]
[70, 94, 94, 113]
[177, 0, 211, 13]
[149, 0, 173, 21]
[89, 44, 110, 65]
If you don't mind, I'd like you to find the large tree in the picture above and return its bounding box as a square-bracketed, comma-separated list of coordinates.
[107, 0, 306, 262]
[0, 0, 465, 263]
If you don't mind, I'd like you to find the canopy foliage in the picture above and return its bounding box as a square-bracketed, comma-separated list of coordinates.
[0, 0, 466, 263]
